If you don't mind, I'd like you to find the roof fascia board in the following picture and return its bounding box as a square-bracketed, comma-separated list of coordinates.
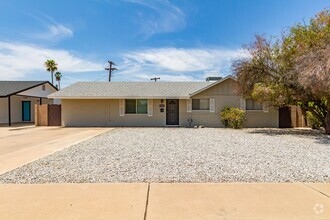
[4, 81, 57, 97]
[46, 81, 59, 91]
[14, 94, 51, 99]
[47, 96, 191, 100]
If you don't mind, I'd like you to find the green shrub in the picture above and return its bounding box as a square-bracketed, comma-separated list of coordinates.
[306, 111, 322, 129]
[220, 107, 245, 129]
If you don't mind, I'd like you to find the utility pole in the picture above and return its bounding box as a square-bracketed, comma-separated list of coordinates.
[105, 61, 117, 82]
[150, 77, 160, 82]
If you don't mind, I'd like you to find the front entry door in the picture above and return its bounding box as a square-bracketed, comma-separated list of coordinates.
[166, 99, 179, 125]
[22, 101, 31, 121]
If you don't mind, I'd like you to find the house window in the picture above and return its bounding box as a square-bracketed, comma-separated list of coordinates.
[42, 85, 46, 91]
[246, 99, 263, 110]
[125, 100, 136, 114]
[192, 99, 209, 110]
[125, 99, 148, 114]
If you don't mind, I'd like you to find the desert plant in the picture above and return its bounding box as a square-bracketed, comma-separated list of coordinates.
[233, 10, 330, 134]
[306, 111, 323, 129]
[220, 107, 245, 129]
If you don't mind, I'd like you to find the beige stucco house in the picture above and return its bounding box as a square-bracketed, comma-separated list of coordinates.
[48, 76, 279, 127]
[0, 81, 58, 126]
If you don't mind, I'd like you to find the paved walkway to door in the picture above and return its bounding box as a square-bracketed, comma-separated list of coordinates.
[0, 126, 112, 174]
[0, 183, 329, 219]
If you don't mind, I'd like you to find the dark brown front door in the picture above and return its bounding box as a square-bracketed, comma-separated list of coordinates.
[166, 99, 179, 125]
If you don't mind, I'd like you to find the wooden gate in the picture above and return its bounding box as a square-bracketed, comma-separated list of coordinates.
[35, 104, 61, 126]
[279, 106, 307, 128]
[48, 105, 61, 126]
[279, 106, 292, 128]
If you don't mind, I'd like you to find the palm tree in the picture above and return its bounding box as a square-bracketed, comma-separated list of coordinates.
[54, 71, 62, 90]
[44, 60, 58, 85]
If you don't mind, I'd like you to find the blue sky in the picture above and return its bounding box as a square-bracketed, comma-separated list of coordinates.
[0, 0, 328, 87]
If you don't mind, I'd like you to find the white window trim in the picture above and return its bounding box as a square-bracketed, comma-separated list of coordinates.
[263, 104, 269, 113]
[210, 98, 215, 113]
[187, 99, 192, 113]
[119, 99, 125, 117]
[240, 98, 246, 110]
[148, 99, 153, 116]
[245, 99, 264, 111]
[192, 98, 210, 111]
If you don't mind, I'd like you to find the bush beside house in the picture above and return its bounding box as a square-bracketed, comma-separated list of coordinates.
[220, 107, 245, 129]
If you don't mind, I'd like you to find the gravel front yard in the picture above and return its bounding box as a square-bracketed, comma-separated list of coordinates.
[0, 128, 329, 183]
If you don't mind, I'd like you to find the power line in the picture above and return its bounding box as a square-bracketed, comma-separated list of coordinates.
[94, 74, 108, 82]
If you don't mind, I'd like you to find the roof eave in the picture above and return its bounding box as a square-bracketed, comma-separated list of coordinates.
[1, 81, 58, 97]
[48, 96, 191, 99]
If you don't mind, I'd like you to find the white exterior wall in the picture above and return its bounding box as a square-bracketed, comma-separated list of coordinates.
[179, 96, 241, 127]
[0, 83, 57, 124]
[61, 99, 167, 127]
[0, 96, 52, 124]
[244, 108, 279, 128]
[17, 83, 56, 98]
[0, 98, 8, 123]
[180, 79, 279, 128]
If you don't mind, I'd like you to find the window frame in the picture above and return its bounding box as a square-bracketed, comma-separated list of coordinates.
[192, 98, 210, 111]
[245, 99, 263, 111]
[125, 99, 148, 114]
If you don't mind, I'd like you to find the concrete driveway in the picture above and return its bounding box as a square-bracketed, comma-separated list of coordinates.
[0, 126, 112, 174]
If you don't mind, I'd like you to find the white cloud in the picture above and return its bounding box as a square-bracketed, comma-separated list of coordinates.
[26, 14, 73, 42]
[126, 0, 185, 37]
[0, 41, 247, 84]
[0, 41, 102, 80]
[117, 47, 248, 81]
[32, 24, 73, 40]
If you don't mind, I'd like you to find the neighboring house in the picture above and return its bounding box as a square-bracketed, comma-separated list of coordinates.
[49, 76, 279, 127]
[0, 81, 58, 126]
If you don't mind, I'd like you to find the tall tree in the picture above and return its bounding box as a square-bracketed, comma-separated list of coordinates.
[233, 10, 330, 134]
[54, 71, 62, 90]
[44, 60, 58, 85]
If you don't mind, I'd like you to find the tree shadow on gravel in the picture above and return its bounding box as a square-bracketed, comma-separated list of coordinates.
[248, 128, 330, 145]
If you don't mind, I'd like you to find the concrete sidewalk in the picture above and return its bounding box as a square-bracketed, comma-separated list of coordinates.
[0, 183, 329, 220]
[0, 127, 112, 174]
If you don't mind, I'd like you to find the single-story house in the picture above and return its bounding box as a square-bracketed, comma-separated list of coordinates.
[48, 76, 279, 127]
[0, 81, 58, 126]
